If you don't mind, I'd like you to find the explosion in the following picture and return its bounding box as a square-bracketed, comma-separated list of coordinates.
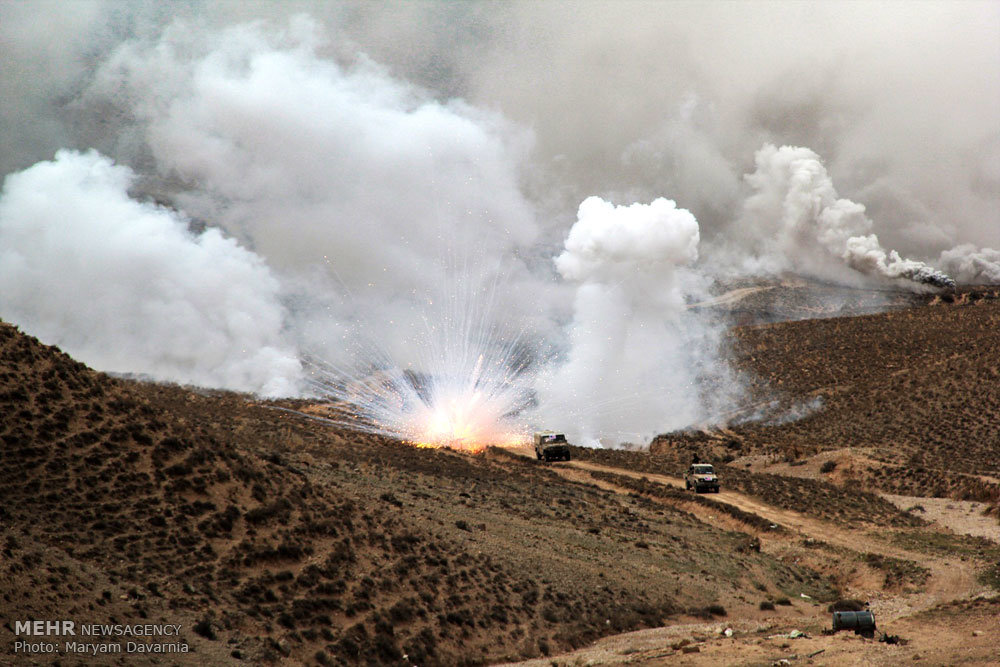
[408, 388, 530, 451]
[314, 370, 532, 453]
[304, 294, 538, 453]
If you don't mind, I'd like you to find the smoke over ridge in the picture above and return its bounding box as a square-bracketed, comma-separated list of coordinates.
[0, 3, 997, 444]
[720, 144, 956, 289]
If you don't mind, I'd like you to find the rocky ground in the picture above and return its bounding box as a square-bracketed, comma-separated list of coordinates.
[1, 283, 998, 665]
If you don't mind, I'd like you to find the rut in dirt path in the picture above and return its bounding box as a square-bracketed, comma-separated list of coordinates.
[542, 458, 983, 620]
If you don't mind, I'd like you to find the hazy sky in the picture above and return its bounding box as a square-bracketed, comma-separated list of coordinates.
[2, 1, 997, 251]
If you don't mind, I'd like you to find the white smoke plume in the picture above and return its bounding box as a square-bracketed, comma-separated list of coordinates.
[79, 16, 543, 367]
[0, 15, 548, 402]
[0, 4, 997, 446]
[725, 144, 955, 289]
[535, 197, 733, 445]
[938, 245, 1000, 284]
[0, 149, 301, 396]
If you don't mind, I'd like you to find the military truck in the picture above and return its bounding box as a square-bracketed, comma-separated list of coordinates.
[685, 463, 720, 493]
[533, 431, 570, 462]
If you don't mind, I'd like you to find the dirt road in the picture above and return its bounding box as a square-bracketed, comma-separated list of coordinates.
[556, 459, 980, 616]
[500, 452, 995, 665]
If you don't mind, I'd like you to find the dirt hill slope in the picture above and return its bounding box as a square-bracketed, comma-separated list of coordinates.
[729, 294, 1000, 510]
[552, 292, 999, 663]
[2, 289, 998, 665]
[732, 293, 1000, 463]
[1, 322, 838, 665]
[642, 293, 1000, 510]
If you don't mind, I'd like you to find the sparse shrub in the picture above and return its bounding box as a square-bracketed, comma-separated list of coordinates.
[389, 598, 417, 623]
[541, 605, 560, 623]
[759, 600, 775, 610]
[403, 627, 436, 663]
[861, 553, 930, 589]
[774, 597, 792, 606]
[245, 498, 292, 524]
[828, 599, 866, 612]
[390, 533, 421, 552]
[820, 460, 837, 474]
[250, 482, 267, 502]
[691, 604, 727, 618]
[193, 619, 216, 640]
[379, 492, 403, 507]
[977, 562, 1000, 591]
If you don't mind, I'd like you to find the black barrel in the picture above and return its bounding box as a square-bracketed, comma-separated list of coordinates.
[832, 610, 876, 635]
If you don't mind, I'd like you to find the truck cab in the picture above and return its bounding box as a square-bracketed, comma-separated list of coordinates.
[533, 432, 570, 462]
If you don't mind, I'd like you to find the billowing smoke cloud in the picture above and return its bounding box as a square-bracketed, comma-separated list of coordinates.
[5, 3, 996, 257]
[0, 150, 300, 395]
[89, 17, 536, 262]
[79, 16, 544, 367]
[0, 14, 549, 401]
[721, 144, 955, 289]
[536, 197, 733, 445]
[555, 198, 700, 285]
[938, 245, 1000, 284]
[335, 2, 998, 259]
[0, 4, 997, 446]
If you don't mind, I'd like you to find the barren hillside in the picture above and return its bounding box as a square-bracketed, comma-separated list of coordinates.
[1, 321, 832, 665]
[2, 288, 998, 665]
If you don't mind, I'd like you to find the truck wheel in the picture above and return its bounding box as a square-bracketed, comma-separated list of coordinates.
[565, 453, 571, 461]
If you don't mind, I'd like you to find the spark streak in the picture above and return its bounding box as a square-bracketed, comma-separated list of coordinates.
[304, 266, 537, 453]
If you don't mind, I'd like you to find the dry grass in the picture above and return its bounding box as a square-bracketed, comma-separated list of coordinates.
[2, 286, 998, 664]
[0, 321, 843, 665]
[728, 292, 1000, 500]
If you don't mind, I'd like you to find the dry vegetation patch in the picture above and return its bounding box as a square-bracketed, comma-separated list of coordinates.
[0, 321, 850, 665]
[3, 289, 998, 664]
[728, 297, 1000, 506]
